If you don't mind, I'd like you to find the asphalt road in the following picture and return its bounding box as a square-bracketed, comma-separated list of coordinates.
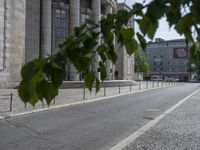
[0, 83, 199, 150]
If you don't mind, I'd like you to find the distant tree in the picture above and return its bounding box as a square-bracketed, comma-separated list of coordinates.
[187, 42, 200, 80]
[134, 50, 149, 75]
[19, 0, 200, 106]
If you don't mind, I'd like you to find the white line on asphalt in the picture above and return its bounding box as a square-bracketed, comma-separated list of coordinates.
[109, 88, 200, 150]
[0, 84, 178, 120]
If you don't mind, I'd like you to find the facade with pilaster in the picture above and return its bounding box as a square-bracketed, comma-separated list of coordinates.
[0, 0, 135, 88]
[115, 3, 135, 80]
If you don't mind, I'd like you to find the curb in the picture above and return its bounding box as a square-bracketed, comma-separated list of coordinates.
[0, 84, 181, 120]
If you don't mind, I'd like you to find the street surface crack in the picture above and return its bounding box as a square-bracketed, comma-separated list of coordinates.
[5, 119, 40, 136]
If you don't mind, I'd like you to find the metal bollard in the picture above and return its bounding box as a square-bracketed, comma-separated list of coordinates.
[153, 81, 154, 88]
[9, 93, 13, 111]
[146, 81, 148, 89]
[42, 101, 44, 108]
[139, 81, 141, 90]
[104, 83, 106, 96]
[157, 81, 159, 87]
[119, 83, 121, 94]
[83, 85, 86, 100]
[53, 98, 56, 104]
[130, 83, 132, 92]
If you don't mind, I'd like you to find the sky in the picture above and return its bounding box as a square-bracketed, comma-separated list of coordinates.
[118, 0, 183, 41]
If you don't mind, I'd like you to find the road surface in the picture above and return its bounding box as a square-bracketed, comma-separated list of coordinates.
[0, 83, 199, 150]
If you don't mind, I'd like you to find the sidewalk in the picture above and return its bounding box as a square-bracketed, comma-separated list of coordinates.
[0, 81, 178, 117]
[123, 87, 200, 150]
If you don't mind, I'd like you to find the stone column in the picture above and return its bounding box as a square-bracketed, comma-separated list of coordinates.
[92, 0, 101, 79]
[92, 0, 101, 23]
[41, 0, 52, 57]
[69, 0, 80, 81]
[104, 4, 114, 80]
[6, 0, 26, 87]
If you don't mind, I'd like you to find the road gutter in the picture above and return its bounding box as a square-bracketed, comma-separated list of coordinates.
[110, 88, 200, 150]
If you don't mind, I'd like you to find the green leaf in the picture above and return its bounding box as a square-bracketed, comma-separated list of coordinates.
[166, 9, 182, 27]
[132, 3, 144, 16]
[99, 62, 107, 80]
[175, 13, 193, 34]
[190, 44, 197, 60]
[120, 28, 134, 44]
[125, 39, 138, 55]
[84, 72, 95, 91]
[96, 78, 100, 93]
[136, 32, 147, 50]
[39, 80, 58, 105]
[81, 33, 98, 52]
[106, 48, 118, 64]
[75, 56, 91, 72]
[115, 10, 131, 26]
[139, 15, 158, 39]
[18, 81, 40, 106]
[106, 32, 114, 44]
[97, 45, 108, 62]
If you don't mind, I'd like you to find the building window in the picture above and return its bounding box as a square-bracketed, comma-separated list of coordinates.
[81, 13, 90, 24]
[160, 68, 163, 71]
[54, 9, 67, 48]
[153, 68, 157, 72]
[153, 62, 156, 65]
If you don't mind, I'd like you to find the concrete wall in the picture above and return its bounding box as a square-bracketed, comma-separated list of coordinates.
[0, 1, 5, 70]
[5, 0, 26, 87]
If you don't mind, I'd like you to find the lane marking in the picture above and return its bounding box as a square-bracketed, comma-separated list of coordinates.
[110, 88, 200, 150]
[1, 84, 180, 119]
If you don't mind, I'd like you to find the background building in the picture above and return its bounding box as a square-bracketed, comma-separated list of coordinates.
[146, 38, 190, 80]
[0, 0, 134, 88]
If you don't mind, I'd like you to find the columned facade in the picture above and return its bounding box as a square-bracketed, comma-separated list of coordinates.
[41, 0, 52, 58]
[69, 0, 80, 81]
[104, 4, 115, 80]
[0, 0, 136, 88]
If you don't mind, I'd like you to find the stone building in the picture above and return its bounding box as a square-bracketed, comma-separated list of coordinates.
[0, 0, 134, 88]
[115, 3, 135, 80]
[146, 38, 190, 80]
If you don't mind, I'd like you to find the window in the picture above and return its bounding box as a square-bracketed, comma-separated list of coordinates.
[54, 9, 67, 48]
[81, 13, 90, 24]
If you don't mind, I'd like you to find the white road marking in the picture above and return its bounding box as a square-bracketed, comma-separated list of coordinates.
[110, 88, 200, 150]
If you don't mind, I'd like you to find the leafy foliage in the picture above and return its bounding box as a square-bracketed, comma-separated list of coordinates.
[134, 50, 149, 75]
[19, 0, 200, 105]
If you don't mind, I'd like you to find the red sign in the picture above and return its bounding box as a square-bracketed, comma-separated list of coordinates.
[173, 48, 188, 58]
